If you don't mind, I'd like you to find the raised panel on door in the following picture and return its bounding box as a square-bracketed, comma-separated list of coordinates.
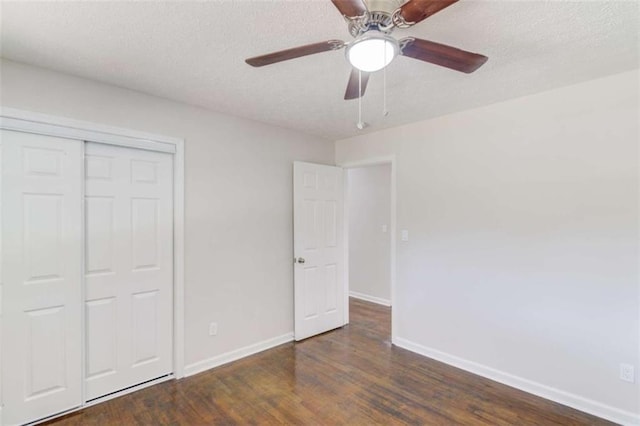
[303, 266, 319, 320]
[85, 297, 118, 380]
[293, 162, 345, 341]
[131, 198, 159, 271]
[85, 196, 115, 276]
[25, 306, 67, 399]
[84, 142, 173, 401]
[1, 130, 83, 426]
[324, 264, 338, 314]
[23, 194, 64, 283]
[131, 290, 160, 366]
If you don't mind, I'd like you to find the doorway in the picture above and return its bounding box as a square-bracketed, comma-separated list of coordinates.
[344, 159, 395, 342]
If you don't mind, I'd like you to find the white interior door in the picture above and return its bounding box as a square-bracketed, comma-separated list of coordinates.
[293, 161, 345, 341]
[84, 142, 173, 401]
[1, 130, 83, 425]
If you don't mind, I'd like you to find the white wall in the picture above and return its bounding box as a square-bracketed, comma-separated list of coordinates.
[348, 165, 391, 304]
[0, 59, 334, 370]
[336, 70, 640, 423]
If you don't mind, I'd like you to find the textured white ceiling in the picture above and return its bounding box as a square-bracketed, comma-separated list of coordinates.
[1, 1, 638, 140]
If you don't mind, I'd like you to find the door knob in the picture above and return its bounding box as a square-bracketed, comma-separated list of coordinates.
[296, 257, 306, 264]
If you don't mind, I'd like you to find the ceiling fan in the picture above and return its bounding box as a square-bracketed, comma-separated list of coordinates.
[245, 0, 488, 100]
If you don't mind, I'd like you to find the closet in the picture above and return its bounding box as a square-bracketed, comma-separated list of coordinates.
[1, 129, 175, 425]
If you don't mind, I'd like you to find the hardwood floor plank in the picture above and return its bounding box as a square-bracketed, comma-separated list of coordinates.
[45, 298, 614, 425]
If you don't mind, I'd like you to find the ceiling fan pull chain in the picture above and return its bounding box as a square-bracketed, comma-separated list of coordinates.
[383, 46, 389, 117]
[357, 70, 364, 130]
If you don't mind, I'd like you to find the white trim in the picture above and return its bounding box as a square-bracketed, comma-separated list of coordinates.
[0, 107, 179, 153]
[395, 337, 640, 426]
[79, 142, 87, 409]
[342, 171, 350, 326]
[0, 109, 186, 400]
[349, 291, 391, 307]
[339, 155, 397, 344]
[172, 140, 186, 379]
[389, 158, 397, 344]
[184, 333, 294, 377]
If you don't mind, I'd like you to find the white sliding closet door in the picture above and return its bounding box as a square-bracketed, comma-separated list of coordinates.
[84, 143, 173, 401]
[1, 130, 83, 425]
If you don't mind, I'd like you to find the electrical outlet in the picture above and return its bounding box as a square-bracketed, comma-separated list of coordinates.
[209, 322, 218, 336]
[620, 364, 635, 383]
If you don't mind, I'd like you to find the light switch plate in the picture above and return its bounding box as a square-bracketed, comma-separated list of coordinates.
[401, 230, 409, 241]
[382, 224, 388, 233]
[209, 322, 218, 336]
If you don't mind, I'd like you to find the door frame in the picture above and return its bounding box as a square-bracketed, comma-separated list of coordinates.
[338, 156, 397, 344]
[0, 108, 186, 390]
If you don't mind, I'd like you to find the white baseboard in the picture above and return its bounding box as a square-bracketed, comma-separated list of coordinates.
[394, 337, 639, 426]
[184, 332, 294, 377]
[349, 291, 391, 307]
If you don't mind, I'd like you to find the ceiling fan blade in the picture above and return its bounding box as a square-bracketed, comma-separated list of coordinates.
[344, 68, 370, 100]
[246, 40, 345, 67]
[400, 38, 488, 73]
[397, 0, 459, 26]
[331, 0, 367, 18]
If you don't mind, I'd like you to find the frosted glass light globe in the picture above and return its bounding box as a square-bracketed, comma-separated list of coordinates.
[346, 32, 398, 72]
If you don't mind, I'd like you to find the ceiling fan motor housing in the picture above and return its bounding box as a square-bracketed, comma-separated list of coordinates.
[348, 0, 404, 36]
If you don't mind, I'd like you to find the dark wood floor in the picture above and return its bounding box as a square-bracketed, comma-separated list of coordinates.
[47, 298, 613, 425]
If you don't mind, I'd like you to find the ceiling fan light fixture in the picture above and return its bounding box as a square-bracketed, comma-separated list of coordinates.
[346, 31, 398, 72]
